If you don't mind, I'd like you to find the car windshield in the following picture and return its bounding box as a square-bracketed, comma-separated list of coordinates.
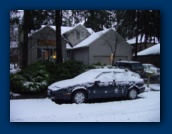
[74, 70, 102, 81]
[95, 72, 115, 82]
[132, 63, 143, 69]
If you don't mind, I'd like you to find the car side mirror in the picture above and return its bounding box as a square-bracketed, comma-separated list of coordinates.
[95, 81, 100, 85]
[95, 81, 100, 84]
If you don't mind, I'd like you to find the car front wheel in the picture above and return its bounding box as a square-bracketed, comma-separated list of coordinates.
[128, 88, 138, 100]
[72, 90, 87, 104]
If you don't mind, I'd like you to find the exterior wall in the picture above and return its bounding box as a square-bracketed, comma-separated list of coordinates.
[68, 48, 89, 65]
[89, 30, 132, 65]
[63, 25, 91, 47]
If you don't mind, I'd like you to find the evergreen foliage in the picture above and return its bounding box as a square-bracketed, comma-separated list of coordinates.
[10, 62, 51, 93]
[115, 10, 160, 42]
[10, 61, 87, 94]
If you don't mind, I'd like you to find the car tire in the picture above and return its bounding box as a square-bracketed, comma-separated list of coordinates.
[128, 88, 138, 100]
[72, 90, 87, 104]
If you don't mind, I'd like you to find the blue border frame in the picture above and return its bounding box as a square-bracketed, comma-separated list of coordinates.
[1, 0, 171, 133]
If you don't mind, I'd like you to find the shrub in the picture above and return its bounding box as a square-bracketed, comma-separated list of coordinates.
[10, 60, 87, 94]
[45, 60, 86, 82]
[10, 62, 51, 93]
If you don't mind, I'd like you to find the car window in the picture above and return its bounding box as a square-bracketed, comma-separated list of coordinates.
[132, 63, 143, 69]
[123, 63, 131, 69]
[114, 72, 127, 81]
[95, 72, 114, 82]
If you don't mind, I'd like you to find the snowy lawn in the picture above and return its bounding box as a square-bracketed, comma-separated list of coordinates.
[10, 84, 160, 122]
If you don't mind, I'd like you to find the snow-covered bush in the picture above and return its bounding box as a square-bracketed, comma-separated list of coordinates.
[10, 64, 21, 74]
[10, 62, 51, 93]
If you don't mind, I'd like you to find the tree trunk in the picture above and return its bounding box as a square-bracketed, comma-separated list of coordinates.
[144, 34, 147, 49]
[22, 10, 29, 69]
[112, 35, 118, 65]
[134, 11, 139, 61]
[55, 10, 62, 64]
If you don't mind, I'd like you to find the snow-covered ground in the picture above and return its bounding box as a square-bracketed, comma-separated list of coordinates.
[10, 84, 160, 122]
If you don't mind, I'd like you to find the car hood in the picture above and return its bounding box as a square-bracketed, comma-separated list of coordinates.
[48, 78, 94, 91]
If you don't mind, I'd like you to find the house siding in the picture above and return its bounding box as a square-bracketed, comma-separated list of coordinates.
[69, 48, 89, 65]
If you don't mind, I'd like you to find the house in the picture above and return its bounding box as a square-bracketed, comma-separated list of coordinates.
[127, 35, 159, 52]
[27, 24, 132, 65]
[135, 43, 160, 67]
[67, 28, 132, 65]
[28, 24, 94, 65]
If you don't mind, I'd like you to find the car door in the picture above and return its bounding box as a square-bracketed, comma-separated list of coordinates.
[113, 72, 131, 97]
[92, 72, 116, 98]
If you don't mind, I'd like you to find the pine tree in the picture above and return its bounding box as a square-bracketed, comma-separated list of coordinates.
[115, 10, 160, 60]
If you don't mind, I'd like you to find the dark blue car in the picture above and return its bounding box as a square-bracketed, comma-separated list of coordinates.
[48, 69, 145, 104]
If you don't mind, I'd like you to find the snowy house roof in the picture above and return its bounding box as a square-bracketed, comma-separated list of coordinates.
[67, 28, 113, 49]
[41, 24, 94, 35]
[137, 43, 160, 56]
[29, 24, 94, 38]
[41, 25, 73, 35]
[127, 35, 159, 44]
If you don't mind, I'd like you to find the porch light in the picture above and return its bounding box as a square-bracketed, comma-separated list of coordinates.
[53, 55, 56, 59]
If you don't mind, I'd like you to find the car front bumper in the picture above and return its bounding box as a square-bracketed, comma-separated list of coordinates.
[47, 90, 71, 101]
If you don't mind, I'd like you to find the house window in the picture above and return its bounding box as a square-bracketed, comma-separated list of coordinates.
[77, 31, 85, 40]
[37, 48, 56, 61]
